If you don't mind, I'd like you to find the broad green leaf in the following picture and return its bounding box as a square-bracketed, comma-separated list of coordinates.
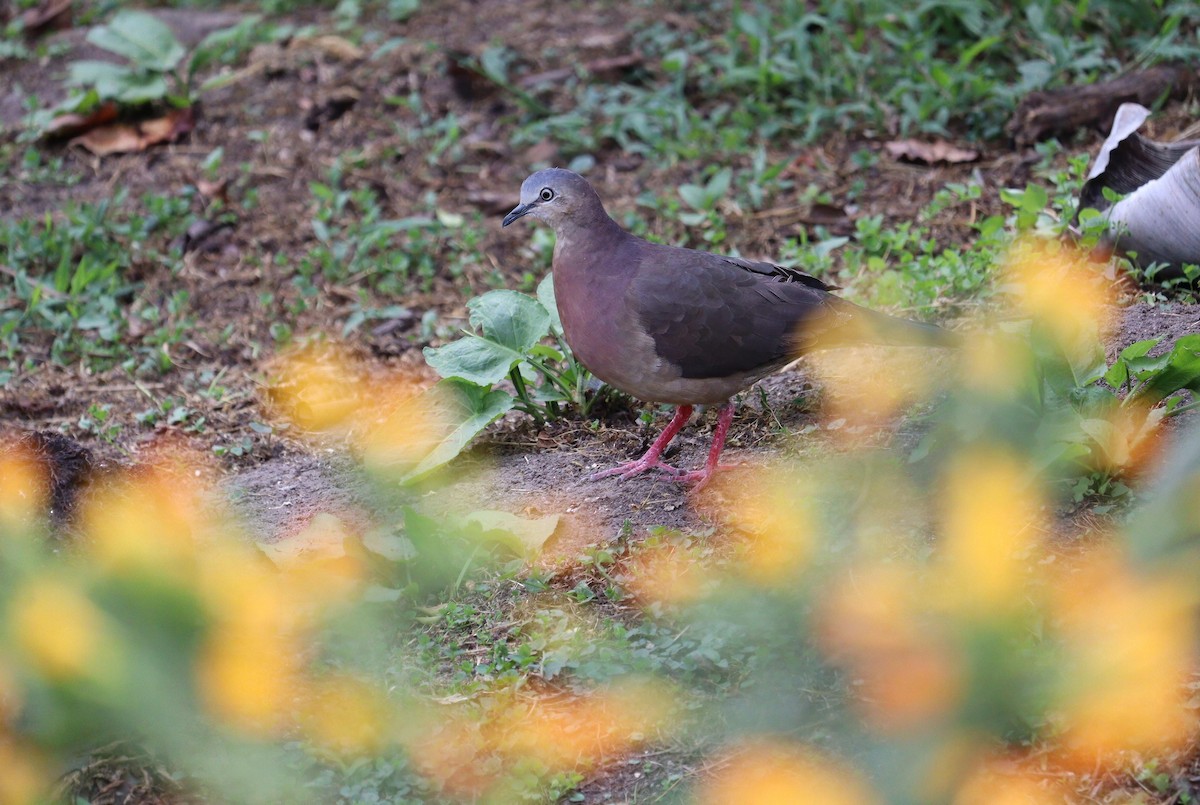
[678, 183, 708, 211]
[423, 335, 520, 386]
[1105, 338, 1160, 387]
[536, 273, 562, 335]
[528, 344, 564, 363]
[707, 167, 732, 200]
[468, 290, 550, 351]
[463, 510, 559, 558]
[66, 60, 168, 106]
[87, 10, 186, 72]
[112, 72, 170, 104]
[67, 61, 136, 98]
[401, 378, 514, 482]
[1127, 334, 1200, 408]
[1078, 417, 1129, 468]
[424, 290, 550, 385]
[402, 507, 473, 592]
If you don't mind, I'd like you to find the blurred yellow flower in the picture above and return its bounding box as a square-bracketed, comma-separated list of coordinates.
[82, 461, 214, 578]
[953, 759, 1065, 805]
[1051, 553, 1198, 766]
[268, 343, 363, 432]
[195, 547, 310, 734]
[197, 622, 300, 735]
[819, 563, 962, 730]
[0, 738, 45, 805]
[697, 741, 878, 805]
[959, 331, 1032, 397]
[626, 543, 713, 605]
[298, 675, 391, 754]
[0, 442, 47, 534]
[1004, 239, 1112, 353]
[938, 448, 1043, 616]
[10, 578, 108, 681]
[354, 378, 447, 473]
[716, 467, 816, 585]
[806, 346, 937, 428]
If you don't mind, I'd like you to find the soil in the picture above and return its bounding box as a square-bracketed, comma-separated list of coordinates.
[5, 2, 1200, 803]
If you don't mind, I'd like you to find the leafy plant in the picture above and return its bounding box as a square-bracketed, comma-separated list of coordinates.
[27, 11, 280, 132]
[423, 276, 605, 427]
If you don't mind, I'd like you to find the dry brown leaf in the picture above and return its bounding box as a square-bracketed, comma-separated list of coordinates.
[70, 107, 195, 156]
[43, 101, 119, 139]
[20, 0, 73, 37]
[884, 139, 979, 165]
[196, 178, 228, 201]
[69, 124, 144, 156]
[296, 35, 363, 62]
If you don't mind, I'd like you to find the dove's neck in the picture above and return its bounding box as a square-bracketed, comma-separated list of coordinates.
[552, 211, 629, 273]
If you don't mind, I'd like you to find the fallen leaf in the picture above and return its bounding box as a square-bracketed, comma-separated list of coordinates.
[196, 177, 228, 201]
[884, 139, 979, 165]
[259, 512, 351, 567]
[295, 35, 363, 61]
[20, 0, 72, 37]
[70, 106, 195, 156]
[43, 101, 119, 139]
[462, 510, 560, 558]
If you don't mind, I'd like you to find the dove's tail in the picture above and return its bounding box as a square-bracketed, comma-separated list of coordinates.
[820, 303, 960, 349]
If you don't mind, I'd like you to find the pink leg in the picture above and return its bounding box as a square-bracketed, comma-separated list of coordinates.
[588, 406, 694, 481]
[674, 402, 735, 490]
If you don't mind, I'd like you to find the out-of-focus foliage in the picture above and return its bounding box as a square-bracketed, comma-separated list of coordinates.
[4, 238, 1200, 803]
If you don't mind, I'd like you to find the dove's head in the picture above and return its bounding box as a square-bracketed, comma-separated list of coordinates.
[502, 168, 608, 232]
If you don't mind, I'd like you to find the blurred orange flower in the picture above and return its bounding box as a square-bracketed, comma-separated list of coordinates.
[819, 563, 962, 730]
[1050, 552, 1198, 766]
[268, 342, 364, 432]
[697, 740, 878, 805]
[0, 442, 47, 534]
[496, 683, 670, 770]
[716, 466, 817, 585]
[953, 758, 1066, 805]
[0, 737, 45, 805]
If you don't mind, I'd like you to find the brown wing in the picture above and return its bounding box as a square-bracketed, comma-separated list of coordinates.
[628, 244, 844, 380]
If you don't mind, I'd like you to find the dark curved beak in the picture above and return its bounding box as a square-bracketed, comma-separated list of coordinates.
[502, 202, 534, 227]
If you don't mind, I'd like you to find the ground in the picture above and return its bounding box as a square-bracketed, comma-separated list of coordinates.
[5, 1, 1200, 803]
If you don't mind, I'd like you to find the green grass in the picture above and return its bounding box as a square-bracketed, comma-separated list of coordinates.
[0, 191, 193, 381]
[504, 0, 1200, 160]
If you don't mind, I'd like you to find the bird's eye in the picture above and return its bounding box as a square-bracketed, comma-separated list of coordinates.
[538, 187, 554, 202]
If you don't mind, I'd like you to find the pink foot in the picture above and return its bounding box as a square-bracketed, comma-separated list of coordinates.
[587, 458, 687, 481]
[587, 403, 737, 490]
